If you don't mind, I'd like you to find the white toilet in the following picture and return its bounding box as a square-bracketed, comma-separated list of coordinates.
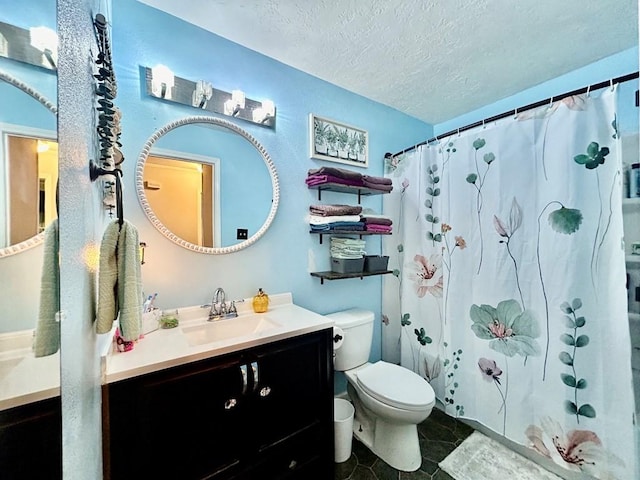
[330, 308, 435, 472]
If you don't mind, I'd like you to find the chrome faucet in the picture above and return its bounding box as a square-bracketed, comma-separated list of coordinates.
[208, 287, 238, 321]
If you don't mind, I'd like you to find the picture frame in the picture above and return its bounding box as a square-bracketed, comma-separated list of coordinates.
[309, 114, 368, 168]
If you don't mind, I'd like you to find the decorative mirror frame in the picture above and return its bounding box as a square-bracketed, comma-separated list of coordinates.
[0, 69, 57, 258]
[136, 115, 280, 254]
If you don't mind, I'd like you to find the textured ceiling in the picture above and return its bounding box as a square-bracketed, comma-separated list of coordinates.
[139, 0, 638, 125]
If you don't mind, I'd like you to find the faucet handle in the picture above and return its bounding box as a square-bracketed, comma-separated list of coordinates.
[229, 301, 237, 314]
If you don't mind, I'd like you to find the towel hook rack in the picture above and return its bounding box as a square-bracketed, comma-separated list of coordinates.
[90, 160, 124, 228]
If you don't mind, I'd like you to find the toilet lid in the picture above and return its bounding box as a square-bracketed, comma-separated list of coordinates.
[357, 361, 435, 411]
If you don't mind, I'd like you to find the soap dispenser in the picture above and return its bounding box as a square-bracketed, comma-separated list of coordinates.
[252, 288, 269, 313]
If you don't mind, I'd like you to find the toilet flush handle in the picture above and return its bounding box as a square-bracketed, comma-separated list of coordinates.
[333, 326, 345, 350]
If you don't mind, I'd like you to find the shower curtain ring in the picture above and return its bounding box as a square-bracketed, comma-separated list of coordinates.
[457, 128, 460, 136]
[513, 107, 518, 119]
[586, 84, 591, 97]
[609, 79, 614, 91]
[482, 119, 486, 129]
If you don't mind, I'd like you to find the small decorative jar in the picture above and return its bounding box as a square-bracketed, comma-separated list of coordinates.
[159, 309, 179, 329]
[252, 288, 269, 313]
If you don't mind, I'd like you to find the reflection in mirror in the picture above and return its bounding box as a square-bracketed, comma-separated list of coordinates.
[0, 70, 57, 257]
[144, 152, 219, 248]
[0, 68, 61, 477]
[0, 21, 57, 71]
[136, 116, 279, 254]
[2, 133, 58, 247]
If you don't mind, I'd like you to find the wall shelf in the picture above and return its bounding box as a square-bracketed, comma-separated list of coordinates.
[308, 174, 391, 284]
[310, 230, 391, 244]
[310, 270, 392, 284]
[308, 183, 390, 202]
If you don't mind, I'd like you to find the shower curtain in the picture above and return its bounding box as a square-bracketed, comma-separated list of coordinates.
[382, 87, 637, 480]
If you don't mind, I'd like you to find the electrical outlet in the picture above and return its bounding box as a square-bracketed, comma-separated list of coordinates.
[237, 228, 248, 240]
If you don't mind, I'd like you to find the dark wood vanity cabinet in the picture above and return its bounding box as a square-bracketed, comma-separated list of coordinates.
[104, 329, 334, 480]
[0, 396, 62, 480]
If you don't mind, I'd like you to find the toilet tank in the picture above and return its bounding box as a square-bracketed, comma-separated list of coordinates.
[328, 308, 374, 371]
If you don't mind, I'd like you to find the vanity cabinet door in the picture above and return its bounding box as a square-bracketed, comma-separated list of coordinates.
[247, 329, 333, 479]
[105, 329, 334, 480]
[105, 353, 247, 480]
[0, 397, 61, 480]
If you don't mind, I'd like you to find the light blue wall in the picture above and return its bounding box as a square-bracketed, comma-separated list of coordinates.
[436, 47, 639, 137]
[113, 0, 432, 392]
[0, 0, 56, 334]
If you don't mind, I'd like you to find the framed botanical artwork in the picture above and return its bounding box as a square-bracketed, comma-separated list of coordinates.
[309, 114, 368, 168]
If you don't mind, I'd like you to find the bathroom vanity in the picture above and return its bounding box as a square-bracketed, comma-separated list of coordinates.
[101, 293, 334, 480]
[0, 396, 61, 479]
[0, 335, 61, 479]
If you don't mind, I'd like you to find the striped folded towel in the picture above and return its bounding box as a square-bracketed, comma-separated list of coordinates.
[310, 204, 363, 216]
[308, 214, 362, 225]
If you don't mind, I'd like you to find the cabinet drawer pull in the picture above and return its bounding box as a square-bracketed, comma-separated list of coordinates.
[251, 361, 259, 391]
[240, 364, 248, 395]
[288, 459, 297, 470]
[225, 398, 237, 410]
[259, 386, 271, 397]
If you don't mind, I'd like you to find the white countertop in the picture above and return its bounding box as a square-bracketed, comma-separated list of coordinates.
[102, 292, 334, 384]
[0, 330, 60, 411]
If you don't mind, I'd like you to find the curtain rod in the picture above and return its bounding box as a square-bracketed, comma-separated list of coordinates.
[390, 71, 639, 158]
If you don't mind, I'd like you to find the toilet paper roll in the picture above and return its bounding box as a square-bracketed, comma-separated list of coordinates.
[332, 326, 344, 350]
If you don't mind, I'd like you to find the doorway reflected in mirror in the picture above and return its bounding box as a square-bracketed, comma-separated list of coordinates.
[3, 134, 58, 247]
[144, 153, 218, 248]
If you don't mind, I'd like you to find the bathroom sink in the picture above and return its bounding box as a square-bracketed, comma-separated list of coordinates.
[182, 315, 281, 346]
[0, 356, 23, 380]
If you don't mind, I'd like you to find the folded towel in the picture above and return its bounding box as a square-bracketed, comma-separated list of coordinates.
[331, 237, 366, 245]
[362, 179, 393, 192]
[310, 204, 362, 216]
[365, 224, 393, 233]
[306, 174, 364, 187]
[361, 216, 393, 226]
[308, 166, 362, 181]
[34, 219, 60, 357]
[308, 214, 362, 225]
[362, 174, 392, 185]
[331, 252, 365, 259]
[96, 220, 143, 341]
[330, 237, 366, 259]
[310, 222, 365, 232]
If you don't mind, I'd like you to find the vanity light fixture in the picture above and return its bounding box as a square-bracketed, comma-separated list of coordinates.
[252, 99, 276, 124]
[142, 66, 277, 128]
[37, 139, 51, 153]
[224, 89, 246, 116]
[29, 26, 58, 69]
[150, 64, 174, 99]
[191, 80, 213, 109]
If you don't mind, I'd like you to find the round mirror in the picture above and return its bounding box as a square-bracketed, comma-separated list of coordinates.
[0, 69, 57, 258]
[136, 116, 279, 254]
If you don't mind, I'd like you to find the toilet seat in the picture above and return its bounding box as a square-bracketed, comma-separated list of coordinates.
[356, 361, 435, 412]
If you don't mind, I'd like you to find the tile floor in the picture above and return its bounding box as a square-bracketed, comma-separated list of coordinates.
[334, 407, 475, 480]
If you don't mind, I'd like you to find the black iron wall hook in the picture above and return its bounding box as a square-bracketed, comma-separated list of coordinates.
[90, 160, 124, 229]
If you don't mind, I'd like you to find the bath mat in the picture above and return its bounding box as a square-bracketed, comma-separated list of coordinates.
[439, 431, 562, 480]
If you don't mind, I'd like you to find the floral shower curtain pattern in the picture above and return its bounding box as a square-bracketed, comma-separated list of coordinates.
[381, 88, 637, 480]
